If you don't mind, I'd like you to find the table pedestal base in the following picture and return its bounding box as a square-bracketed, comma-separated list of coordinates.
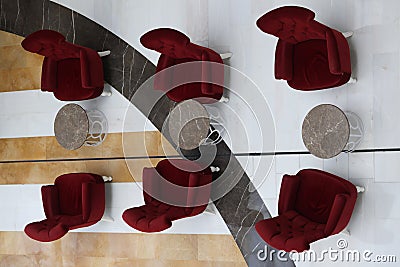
[84, 109, 108, 147]
[344, 111, 364, 152]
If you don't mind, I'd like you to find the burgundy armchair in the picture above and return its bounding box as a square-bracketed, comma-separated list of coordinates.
[140, 28, 224, 103]
[24, 173, 106, 242]
[255, 169, 358, 252]
[122, 159, 212, 232]
[21, 30, 105, 101]
[256, 6, 352, 91]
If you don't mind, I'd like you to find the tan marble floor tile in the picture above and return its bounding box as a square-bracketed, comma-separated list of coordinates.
[159, 135, 180, 156]
[130, 234, 158, 260]
[0, 255, 39, 267]
[84, 160, 110, 177]
[105, 233, 157, 260]
[0, 70, 39, 92]
[0, 30, 24, 46]
[23, 53, 44, 69]
[5, 67, 42, 91]
[106, 159, 135, 182]
[155, 234, 198, 261]
[0, 162, 49, 184]
[60, 234, 78, 261]
[120, 159, 158, 182]
[0, 46, 25, 69]
[114, 259, 174, 267]
[0, 159, 159, 184]
[46, 161, 87, 182]
[0, 232, 23, 254]
[0, 137, 46, 161]
[46, 136, 103, 160]
[198, 235, 245, 263]
[76, 233, 109, 258]
[104, 132, 161, 158]
[101, 132, 124, 157]
[0, 232, 246, 267]
[157, 260, 247, 267]
[74, 257, 115, 267]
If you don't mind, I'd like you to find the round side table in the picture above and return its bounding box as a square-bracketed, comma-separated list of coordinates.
[302, 104, 363, 159]
[167, 99, 210, 150]
[54, 104, 108, 150]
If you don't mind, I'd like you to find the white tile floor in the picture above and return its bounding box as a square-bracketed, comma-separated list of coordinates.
[0, 85, 156, 138]
[4, 0, 400, 265]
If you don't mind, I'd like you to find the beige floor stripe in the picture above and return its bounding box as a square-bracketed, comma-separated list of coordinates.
[0, 232, 246, 267]
[0, 30, 43, 92]
[0, 131, 178, 184]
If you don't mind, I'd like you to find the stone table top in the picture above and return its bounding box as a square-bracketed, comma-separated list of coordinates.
[302, 104, 350, 159]
[168, 99, 210, 150]
[54, 104, 89, 150]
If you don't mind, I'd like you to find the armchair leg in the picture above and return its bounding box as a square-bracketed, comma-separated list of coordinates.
[102, 176, 113, 182]
[342, 31, 353, 38]
[210, 166, 220, 173]
[101, 85, 112, 97]
[220, 52, 233, 60]
[101, 91, 112, 97]
[219, 96, 229, 103]
[356, 186, 365, 193]
[98, 50, 111, 57]
[204, 202, 217, 215]
[101, 214, 114, 222]
[342, 228, 351, 236]
[347, 77, 357, 84]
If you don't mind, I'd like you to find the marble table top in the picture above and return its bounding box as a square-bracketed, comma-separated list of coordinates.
[302, 104, 350, 159]
[168, 99, 210, 150]
[54, 104, 89, 150]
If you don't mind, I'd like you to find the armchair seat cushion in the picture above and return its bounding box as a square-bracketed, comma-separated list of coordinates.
[25, 219, 69, 242]
[289, 40, 350, 90]
[122, 206, 174, 233]
[256, 210, 326, 252]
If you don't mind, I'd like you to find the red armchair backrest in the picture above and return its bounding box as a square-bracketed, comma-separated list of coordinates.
[256, 6, 328, 44]
[291, 169, 356, 224]
[143, 159, 212, 208]
[22, 30, 80, 60]
[141, 28, 215, 61]
[54, 173, 95, 216]
[141, 28, 195, 58]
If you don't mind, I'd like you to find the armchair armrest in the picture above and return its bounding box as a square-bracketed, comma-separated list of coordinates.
[81, 182, 105, 223]
[154, 54, 176, 91]
[142, 167, 161, 203]
[326, 29, 351, 75]
[186, 173, 211, 208]
[200, 51, 224, 95]
[41, 185, 60, 218]
[41, 57, 58, 92]
[79, 48, 104, 89]
[278, 175, 300, 214]
[274, 40, 294, 81]
[324, 193, 349, 235]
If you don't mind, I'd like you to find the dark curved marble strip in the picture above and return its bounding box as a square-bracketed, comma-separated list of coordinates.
[0, 1, 294, 266]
